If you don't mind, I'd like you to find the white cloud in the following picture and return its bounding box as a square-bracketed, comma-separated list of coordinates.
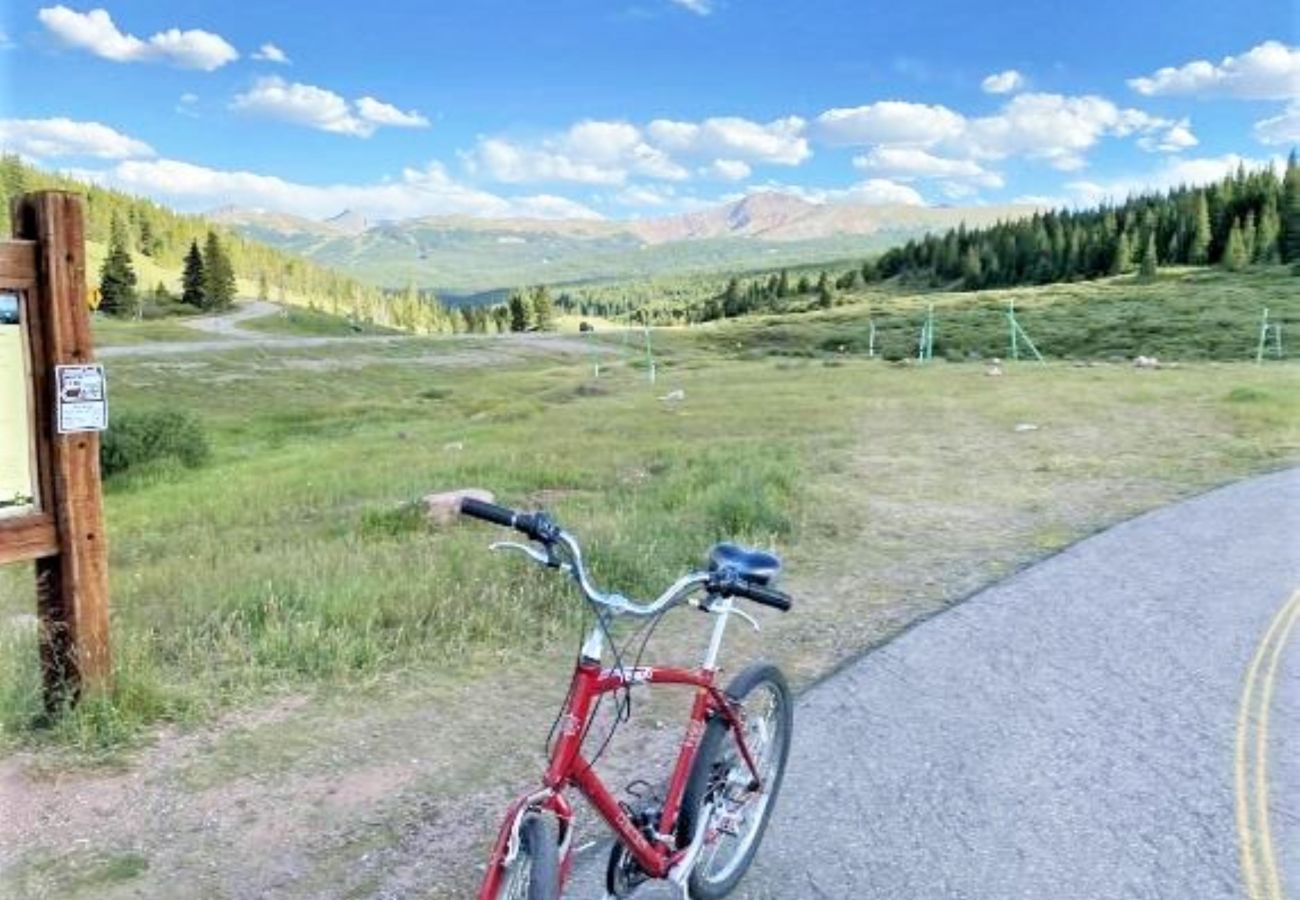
[952, 93, 1188, 170]
[38, 5, 238, 70]
[1066, 154, 1275, 205]
[1254, 103, 1300, 146]
[0, 29, 13, 50]
[176, 92, 199, 117]
[464, 119, 689, 185]
[1127, 40, 1300, 100]
[356, 97, 430, 129]
[852, 147, 1003, 188]
[614, 185, 674, 207]
[815, 101, 965, 147]
[669, 0, 713, 14]
[0, 117, 154, 159]
[646, 116, 809, 165]
[842, 178, 926, 206]
[251, 42, 290, 64]
[981, 69, 1025, 94]
[79, 156, 603, 221]
[1136, 119, 1198, 153]
[703, 159, 752, 181]
[231, 77, 427, 138]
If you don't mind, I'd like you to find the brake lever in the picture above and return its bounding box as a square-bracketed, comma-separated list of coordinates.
[688, 597, 761, 632]
[489, 541, 568, 571]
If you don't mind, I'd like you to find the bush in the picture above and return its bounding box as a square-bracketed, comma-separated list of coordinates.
[100, 410, 210, 478]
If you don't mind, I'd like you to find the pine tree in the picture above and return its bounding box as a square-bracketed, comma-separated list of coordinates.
[508, 291, 530, 332]
[257, 270, 269, 302]
[1242, 211, 1257, 263]
[1222, 218, 1247, 271]
[0, 153, 28, 236]
[796, 274, 811, 294]
[531, 286, 555, 331]
[1256, 199, 1281, 263]
[1283, 151, 1300, 265]
[776, 269, 790, 298]
[98, 215, 137, 317]
[1139, 231, 1158, 279]
[202, 231, 237, 310]
[181, 239, 205, 307]
[1189, 190, 1211, 264]
[1109, 231, 1132, 275]
[816, 272, 833, 309]
[960, 246, 982, 289]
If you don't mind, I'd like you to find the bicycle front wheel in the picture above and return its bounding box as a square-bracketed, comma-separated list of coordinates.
[493, 815, 558, 900]
[678, 662, 793, 899]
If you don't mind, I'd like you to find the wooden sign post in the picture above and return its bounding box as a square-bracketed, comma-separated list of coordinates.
[0, 191, 110, 709]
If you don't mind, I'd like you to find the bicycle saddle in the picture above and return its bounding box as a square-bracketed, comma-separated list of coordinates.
[708, 542, 782, 586]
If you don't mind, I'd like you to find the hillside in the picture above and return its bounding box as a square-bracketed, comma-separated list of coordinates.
[211, 194, 1041, 292]
[0, 157, 402, 326]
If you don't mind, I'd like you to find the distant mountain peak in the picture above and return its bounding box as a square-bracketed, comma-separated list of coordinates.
[325, 209, 369, 235]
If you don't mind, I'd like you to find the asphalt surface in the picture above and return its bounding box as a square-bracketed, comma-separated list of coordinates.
[571, 467, 1300, 899]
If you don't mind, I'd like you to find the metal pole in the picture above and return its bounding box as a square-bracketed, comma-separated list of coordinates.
[1009, 299, 1019, 361]
[1257, 308, 1269, 365]
[868, 319, 876, 358]
[643, 320, 656, 384]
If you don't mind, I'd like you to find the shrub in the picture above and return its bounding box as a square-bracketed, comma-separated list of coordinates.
[100, 410, 211, 478]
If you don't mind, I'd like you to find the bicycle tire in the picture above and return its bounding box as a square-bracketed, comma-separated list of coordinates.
[677, 662, 793, 899]
[493, 815, 558, 900]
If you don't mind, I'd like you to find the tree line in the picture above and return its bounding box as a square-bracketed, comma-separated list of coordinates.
[872, 154, 1299, 289]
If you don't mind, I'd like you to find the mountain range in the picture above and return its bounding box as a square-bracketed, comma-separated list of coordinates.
[211, 193, 1041, 294]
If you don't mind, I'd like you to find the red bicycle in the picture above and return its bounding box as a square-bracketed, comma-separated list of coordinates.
[461, 498, 794, 900]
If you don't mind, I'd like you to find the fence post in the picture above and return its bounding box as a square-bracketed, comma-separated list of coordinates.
[12, 190, 111, 706]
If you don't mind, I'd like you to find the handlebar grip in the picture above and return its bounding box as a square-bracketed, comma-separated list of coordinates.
[460, 497, 518, 528]
[728, 581, 794, 612]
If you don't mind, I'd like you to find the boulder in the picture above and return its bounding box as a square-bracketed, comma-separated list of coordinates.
[422, 488, 496, 527]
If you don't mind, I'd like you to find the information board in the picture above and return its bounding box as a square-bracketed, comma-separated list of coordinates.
[0, 291, 38, 518]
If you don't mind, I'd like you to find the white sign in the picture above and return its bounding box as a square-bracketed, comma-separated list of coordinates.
[56, 364, 108, 434]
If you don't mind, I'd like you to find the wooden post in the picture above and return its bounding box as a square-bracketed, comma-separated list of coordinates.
[9, 191, 111, 705]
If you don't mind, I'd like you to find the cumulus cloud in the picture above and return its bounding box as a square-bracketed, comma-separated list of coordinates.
[232, 77, 428, 138]
[953, 93, 1190, 170]
[251, 42, 290, 64]
[464, 120, 689, 185]
[0, 117, 154, 159]
[1127, 40, 1300, 100]
[1066, 154, 1275, 205]
[38, 5, 238, 70]
[815, 101, 965, 147]
[669, 0, 713, 14]
[615, 185, 674, 207]
[78, 157, 602, 221]
[1254, 103, 1300, 146]
[0, 29, 13, 50]
[981, 69, 1025, 94]
[703, 159, 752, 181]
[356, 97, 430, 129]
[841, 178, 926, 206]
[646, 116, 809, 165]
[852, 147, 1003, 188]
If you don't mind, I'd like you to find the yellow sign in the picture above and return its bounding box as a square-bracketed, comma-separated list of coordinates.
[0, 291, 37, 518]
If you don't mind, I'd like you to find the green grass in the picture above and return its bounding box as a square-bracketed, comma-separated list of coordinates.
[0, 320, 1296, 754]
[241, 307, 400, 338]
[703, 266, 1299, 362]
[90, 315, 211, 347]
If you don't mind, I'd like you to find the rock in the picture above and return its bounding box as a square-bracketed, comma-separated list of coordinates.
[659, 389, 685, 402]
[1014, 423, 1039, 433]
[986, 364, 1004, 377]
[442, 440, 464, 452]
[1134, 355, 1160, 369]
[421, 488, 495, 527]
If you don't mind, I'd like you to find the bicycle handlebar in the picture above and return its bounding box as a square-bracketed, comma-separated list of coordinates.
[458, 497, 792, 617]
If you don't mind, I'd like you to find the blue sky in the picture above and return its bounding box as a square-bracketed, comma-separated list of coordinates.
[0, 0, 1296, 221]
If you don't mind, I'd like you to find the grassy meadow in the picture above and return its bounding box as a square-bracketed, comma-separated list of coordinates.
[0, 318, 1296, 754]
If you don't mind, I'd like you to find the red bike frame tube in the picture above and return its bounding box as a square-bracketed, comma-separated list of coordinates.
[478, 655, 769, 898]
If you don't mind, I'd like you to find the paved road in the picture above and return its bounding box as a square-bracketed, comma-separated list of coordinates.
[572, 468, 1300, 899]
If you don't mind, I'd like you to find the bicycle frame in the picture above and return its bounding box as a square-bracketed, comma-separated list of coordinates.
[477, 602, 765, 898]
